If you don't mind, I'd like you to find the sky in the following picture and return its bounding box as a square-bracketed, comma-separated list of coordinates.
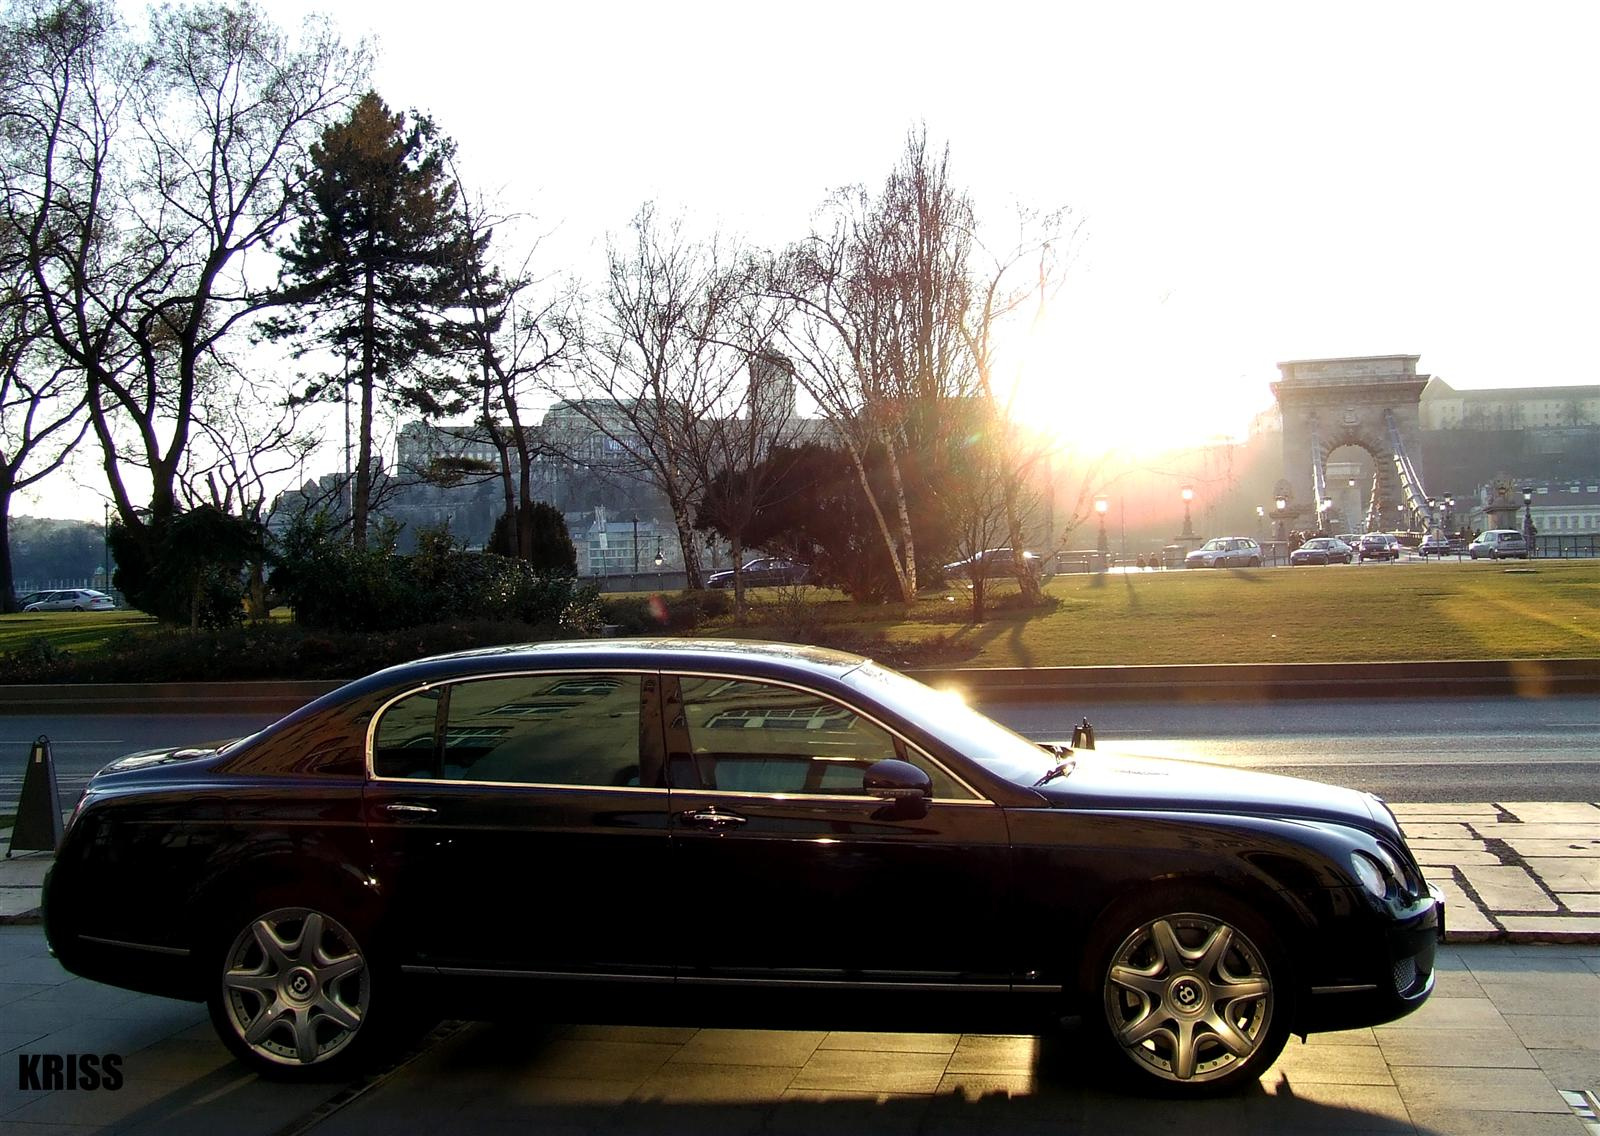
[24, 0, 1600, 518]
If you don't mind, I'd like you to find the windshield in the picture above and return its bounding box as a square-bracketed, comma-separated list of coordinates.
[843, 660, 1052, 784]
[1200, 539, 1225, 551]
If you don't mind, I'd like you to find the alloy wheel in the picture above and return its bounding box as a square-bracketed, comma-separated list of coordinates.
[1103, 912, 1274, 1084]
[219, 907, 370, 1067]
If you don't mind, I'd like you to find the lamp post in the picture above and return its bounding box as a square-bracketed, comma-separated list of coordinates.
[1446, 496, 1455, 539]
[1523, 489, 1535, 554]
[1180, 485, 1195, 539]
[1094, 495, 1109, 571]
[102, 502, 111, 587]
[631, 515, 640, 575]
[1274, 495, 1288, 543]
[1255, 505, 1265, 537]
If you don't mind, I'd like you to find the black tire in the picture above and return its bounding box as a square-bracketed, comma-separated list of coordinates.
[1247, 557, 1261, 567]
[71, 605, 84, 611]
[1084, 888, 1293, 1097]
[204, 896, 401, 1081]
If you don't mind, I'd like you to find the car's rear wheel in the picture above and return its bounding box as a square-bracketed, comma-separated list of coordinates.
[1088, 893, 1291, 1096]
[1247, 557, 1261, 567]
[207, 902, 392, 1080]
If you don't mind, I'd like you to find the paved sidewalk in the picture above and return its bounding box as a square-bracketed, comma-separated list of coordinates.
[10, 800, 1599, 937]
[0, 923, 1596, 1135]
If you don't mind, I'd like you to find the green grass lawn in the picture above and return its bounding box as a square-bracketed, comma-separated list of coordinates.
[2, 561, 1597, 672]
[713, 560, 1600, 666]
[0, 609, 156, 656]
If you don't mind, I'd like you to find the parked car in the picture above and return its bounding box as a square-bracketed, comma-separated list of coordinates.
[942, 547, 1042, 579]
[44, 640, 1441, 1094]
[705, 557, 810, 588]
[1468, 529, 1530, 560]
[1289, 537, 1353, 566]
[21, 588, 115, 612]
[1356, 534, 1402, 562]
[1183, 537, 1262, 568]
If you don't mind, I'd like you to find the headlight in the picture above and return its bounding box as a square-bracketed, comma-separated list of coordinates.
[1350, 851, 1391, 898]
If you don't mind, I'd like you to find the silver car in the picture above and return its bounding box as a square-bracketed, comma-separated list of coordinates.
[1468, 530, 1530, 560]
[22, 588, 116, 612]
[1184, 537, 1263, 568]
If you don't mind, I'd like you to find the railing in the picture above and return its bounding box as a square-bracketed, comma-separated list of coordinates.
[1532, 535, 1600, 558]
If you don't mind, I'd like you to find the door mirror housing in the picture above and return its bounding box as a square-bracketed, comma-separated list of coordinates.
[864, 759, 932, 819]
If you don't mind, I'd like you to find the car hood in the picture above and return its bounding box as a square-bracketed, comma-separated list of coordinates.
[1034, 747, 1390, 836]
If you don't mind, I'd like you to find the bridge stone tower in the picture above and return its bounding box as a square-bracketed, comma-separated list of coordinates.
[1272, 355, 1432, 531]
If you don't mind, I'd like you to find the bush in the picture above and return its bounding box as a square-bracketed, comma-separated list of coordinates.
[270, 516, 600, 633]
[597, 589, 732, 634]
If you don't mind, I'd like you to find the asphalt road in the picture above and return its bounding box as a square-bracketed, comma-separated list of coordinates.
[1, 693, 1596, 813]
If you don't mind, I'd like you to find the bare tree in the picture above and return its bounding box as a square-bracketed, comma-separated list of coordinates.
[0, 0, 367, 535]
[0, 265, 88, 607]
[958, 205, 1080, 604]
[565, 204, 752, 589]
[448, 187, 574, 560]
[770, 129, 977, 603]
[179, 361, 318, 616]
[690, 347, 806, 616]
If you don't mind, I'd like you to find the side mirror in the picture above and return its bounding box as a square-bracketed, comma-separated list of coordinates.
[864, 759, 932, 819]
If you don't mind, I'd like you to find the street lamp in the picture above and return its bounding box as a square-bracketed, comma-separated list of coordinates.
[1255, 505, 1265, 537]
[1180, 485, 1195, 539]
[1274, 495, 1288, 543]
[1094, 495, 1109, 570]
[1523, 488, 1535, 553]
[631, 515, 640, 575]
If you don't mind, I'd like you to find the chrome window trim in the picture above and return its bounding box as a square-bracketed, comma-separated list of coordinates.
[365, 667, 661, 790]
[669, 667, 987, 803]
[364, 664, 990, 803]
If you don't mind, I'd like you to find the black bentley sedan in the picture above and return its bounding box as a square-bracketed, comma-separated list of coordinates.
[44, 640, 1441, 1095]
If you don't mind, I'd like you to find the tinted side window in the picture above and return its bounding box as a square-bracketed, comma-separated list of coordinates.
[373, 689, 443, 778]
[674, 677, 973, 799]
[441, 674, 643, 787]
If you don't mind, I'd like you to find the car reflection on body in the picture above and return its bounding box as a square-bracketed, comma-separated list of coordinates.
[705, 557, 811, 589]
[1183, 537, 1262, 568]
[1289, 537, 1354, 566]
[44, 640, 1441, 1095]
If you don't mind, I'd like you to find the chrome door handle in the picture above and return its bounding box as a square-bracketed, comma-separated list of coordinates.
[382, 803, 437, 816]
[679, 808, 747, 830]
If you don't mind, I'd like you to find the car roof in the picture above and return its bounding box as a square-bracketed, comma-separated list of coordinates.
[348, 638, 870, 695]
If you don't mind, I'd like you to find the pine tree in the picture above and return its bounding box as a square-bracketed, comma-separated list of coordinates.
[267, 91, 478, 548]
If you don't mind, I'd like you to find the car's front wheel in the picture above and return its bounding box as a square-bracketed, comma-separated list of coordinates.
[1088, 894, 1291, 1096]
[207, 903, 390, 1080]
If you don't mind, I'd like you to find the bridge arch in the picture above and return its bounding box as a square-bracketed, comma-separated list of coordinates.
[1272, 355, 1433, 532]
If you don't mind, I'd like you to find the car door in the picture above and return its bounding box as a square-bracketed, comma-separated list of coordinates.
[364, 669, 673, 977]
[663, 672, 1013, 989]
